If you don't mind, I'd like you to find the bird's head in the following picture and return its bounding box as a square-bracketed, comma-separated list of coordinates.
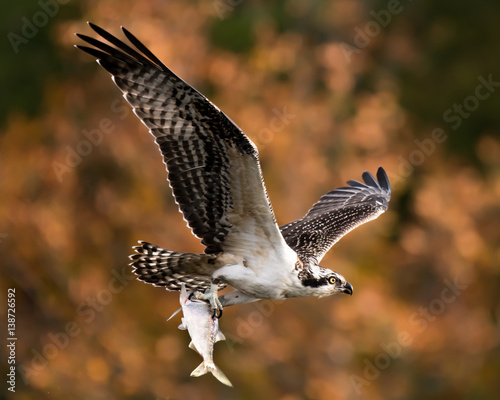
[296, 261, 353, 298]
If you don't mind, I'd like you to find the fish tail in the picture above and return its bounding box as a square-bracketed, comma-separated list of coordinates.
[190, 362, 233, 387]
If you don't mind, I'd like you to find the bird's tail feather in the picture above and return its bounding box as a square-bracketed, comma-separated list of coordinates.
[130, 241, 226, 292]
[191, 361, 233, 387]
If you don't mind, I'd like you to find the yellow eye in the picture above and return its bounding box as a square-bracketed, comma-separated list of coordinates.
[329, 276, 337, 284]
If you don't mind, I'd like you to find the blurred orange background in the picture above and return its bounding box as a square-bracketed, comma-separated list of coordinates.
[1, 0, 499, 399]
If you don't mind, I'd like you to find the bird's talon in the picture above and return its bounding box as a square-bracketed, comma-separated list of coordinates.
[190, 284, 223, 318]
[213, 308, 223, 319]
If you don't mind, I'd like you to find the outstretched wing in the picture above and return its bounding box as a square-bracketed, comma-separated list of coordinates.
[77, 23, 283, 255]
[280, 167, 391, 264]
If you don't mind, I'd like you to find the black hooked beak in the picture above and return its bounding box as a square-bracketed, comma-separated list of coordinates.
[341, 281, 353, 296]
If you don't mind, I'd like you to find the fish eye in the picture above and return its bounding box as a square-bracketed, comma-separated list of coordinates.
[329, 276, 337, 284]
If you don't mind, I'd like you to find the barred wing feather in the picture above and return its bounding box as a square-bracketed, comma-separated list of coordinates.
[280, 167, 391, 264]
[77, 23, 282, 256]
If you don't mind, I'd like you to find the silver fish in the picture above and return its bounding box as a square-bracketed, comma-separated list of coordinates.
[175, 284, 232, 387]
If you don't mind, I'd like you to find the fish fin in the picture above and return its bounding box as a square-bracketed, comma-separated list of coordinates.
[188, 341, 200, 354]
[178, 318, 187, 330]
[167, 307, 182, 321]
[215, 330, 226, 342]
[190, 362, 233, 387]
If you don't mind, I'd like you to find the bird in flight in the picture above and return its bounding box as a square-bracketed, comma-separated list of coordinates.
[76, 23, 391, 315]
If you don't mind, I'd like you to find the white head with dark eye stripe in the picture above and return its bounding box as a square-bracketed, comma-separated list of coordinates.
[295, 263, 353, 298]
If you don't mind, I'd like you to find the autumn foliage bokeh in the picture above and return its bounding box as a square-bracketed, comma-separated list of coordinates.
[1, 1, 500, 399]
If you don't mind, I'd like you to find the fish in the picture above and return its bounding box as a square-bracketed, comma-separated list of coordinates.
[172, 284, 233, 387]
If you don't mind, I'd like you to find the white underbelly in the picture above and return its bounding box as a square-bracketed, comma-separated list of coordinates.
[213, 248, 297, 300]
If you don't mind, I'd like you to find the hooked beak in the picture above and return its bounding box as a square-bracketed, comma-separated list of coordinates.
[340, 281, 353, 296]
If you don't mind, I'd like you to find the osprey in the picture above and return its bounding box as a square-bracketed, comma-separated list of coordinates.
[76, 23, 391, 315]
